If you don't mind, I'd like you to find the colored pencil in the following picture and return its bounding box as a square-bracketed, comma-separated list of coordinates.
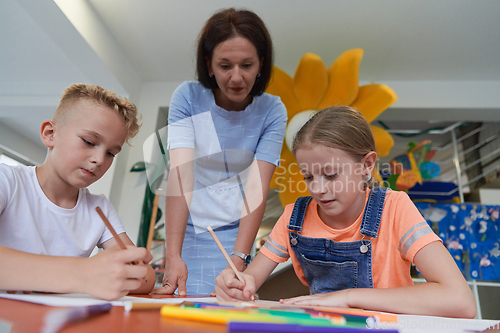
[226, 301, 398, 324]
[160, 305, 337, 326]
[219, 301, 390, 327]
[299, 305, 398, 324]
[180, 302, 346, 325]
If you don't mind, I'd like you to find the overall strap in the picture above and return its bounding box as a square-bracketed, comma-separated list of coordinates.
[360, 187, 389, 238]
[287, 196, 313, 233]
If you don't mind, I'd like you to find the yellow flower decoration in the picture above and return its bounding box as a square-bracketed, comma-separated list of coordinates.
[266, 49, 397, 207]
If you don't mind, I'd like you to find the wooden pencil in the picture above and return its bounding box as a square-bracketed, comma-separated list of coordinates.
[95, 207, 127, 250]
[207, 226, 255, 301]
[95, 206, 141, 268]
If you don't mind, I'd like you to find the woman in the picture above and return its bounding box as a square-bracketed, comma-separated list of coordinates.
[155, 8, 287, 295]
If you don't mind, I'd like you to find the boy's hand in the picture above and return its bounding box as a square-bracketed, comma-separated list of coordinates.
[79, 247, 151, 300]
[215, 267, 255, 301]
[151, 256, 187, 296]
[128, 260, 156, 295]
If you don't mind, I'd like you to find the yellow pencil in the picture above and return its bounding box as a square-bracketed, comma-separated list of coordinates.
[207, 226, 255, 301]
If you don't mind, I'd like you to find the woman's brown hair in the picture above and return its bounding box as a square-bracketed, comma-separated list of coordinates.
[196, 8, 273, 96]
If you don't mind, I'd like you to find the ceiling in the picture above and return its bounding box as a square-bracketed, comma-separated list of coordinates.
[1, 0, 500, 152]
[88, 0, 500, 82]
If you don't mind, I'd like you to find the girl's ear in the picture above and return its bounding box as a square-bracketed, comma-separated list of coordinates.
[362, 151, 377, 176]
[40, 120, 56, 148]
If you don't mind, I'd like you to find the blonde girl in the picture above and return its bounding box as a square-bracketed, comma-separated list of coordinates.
[215, 106, 476, 318]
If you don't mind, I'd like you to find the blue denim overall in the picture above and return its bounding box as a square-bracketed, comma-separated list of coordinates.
[288, 187, 388, 294]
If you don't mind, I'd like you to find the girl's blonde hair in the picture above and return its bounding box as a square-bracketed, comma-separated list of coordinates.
[53, 83, 141, 144]
[292, 106, 377, 187]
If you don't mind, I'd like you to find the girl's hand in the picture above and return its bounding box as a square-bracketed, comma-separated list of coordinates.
[280, 289, 350, 308]
[215, 267, 255, 301]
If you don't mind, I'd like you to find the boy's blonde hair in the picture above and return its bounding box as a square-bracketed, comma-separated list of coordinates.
[292, 105, 377, 187]
[53, 83, 141, 144]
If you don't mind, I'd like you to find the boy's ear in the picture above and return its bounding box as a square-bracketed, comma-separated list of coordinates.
[363, 151, 377, 175]
[40, 120, 56, 148]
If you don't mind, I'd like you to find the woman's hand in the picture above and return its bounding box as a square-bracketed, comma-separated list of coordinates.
[151, 256, 188, 296]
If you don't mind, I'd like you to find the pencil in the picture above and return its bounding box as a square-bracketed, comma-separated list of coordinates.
[124, 302, 165, 311]
[207, 226, 255, 301]
[95, 207, 127, 250]
[95, 207, 142, 269]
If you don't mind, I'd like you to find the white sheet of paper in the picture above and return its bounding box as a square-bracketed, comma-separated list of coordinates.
[113, 295, 219, 307]
[396, 314, 498, 333]
[0, 292, 218, 307]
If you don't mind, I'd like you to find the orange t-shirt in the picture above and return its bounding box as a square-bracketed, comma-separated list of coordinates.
[260, 189, 441, 289]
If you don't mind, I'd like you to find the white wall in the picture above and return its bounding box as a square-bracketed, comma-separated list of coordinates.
[378, 81, 500, 109]
[480, 189, 500, 205]
[0, 122, 45, 165]
[114, 81, 182, 244]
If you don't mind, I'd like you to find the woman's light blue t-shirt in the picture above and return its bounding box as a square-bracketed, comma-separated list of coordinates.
[166, 81, 287, 294]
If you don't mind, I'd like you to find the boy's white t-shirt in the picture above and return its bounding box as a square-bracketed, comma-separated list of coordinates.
[0, 164, 125, 257]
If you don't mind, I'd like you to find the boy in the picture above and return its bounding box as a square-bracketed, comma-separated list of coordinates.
[0, 84, 156, 300]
